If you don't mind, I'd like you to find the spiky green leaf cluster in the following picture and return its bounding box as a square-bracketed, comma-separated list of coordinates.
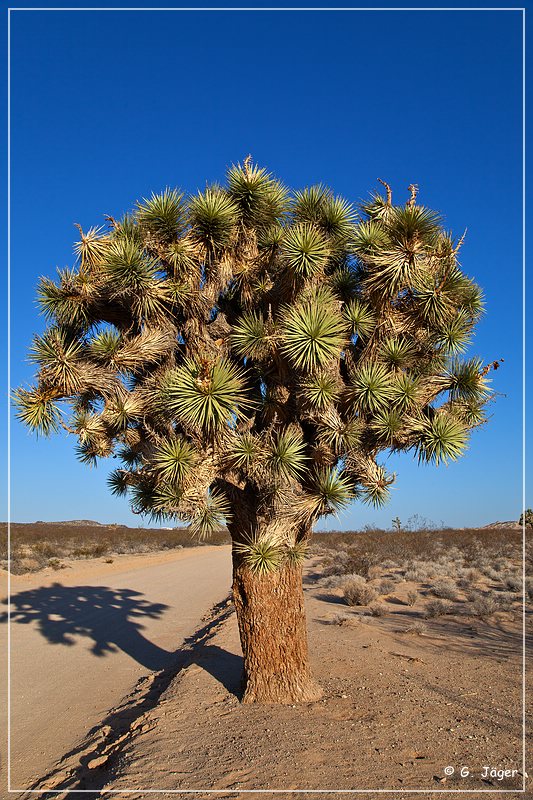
[234, 533, 285, 575]
[231, 312, 275, 361]
[300, 468, 356, 518]
[189, 491, 231, 539]
[163, 358, 250, 432]
[414, 414, 469, 466]
[281, 298, 348, 372]
[347, 363, 393, 414]
[343, 299, 375, 339]
[266, 428, 307, 480]
[136, 188, 186, 242]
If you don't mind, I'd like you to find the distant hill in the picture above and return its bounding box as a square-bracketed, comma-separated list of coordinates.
[481, 520, 521, 530]
[33, 519, 110, 527]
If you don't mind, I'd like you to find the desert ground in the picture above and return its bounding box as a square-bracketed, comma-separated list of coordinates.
[1, 524, 531, 799]
[0, 543, 232, 793]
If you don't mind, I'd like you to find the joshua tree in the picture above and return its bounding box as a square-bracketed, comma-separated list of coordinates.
[392, 516, 402, 533]
[519, 509, 533, 528]
[15, 160, 494, 703]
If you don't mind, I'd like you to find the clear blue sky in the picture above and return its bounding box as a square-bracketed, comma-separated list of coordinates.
[2, 4, 528, 529]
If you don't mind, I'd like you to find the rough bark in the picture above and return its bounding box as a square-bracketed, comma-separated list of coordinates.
[231, 549, 323, 704]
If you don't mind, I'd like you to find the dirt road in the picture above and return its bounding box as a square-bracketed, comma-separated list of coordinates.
[0, 545, 232, 790]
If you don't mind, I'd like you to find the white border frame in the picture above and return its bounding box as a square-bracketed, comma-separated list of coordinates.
[6, 5, 527, 794]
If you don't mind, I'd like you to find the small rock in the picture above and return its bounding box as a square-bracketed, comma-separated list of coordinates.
[87, 754, 109, 770]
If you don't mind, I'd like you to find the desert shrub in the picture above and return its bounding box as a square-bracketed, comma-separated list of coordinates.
[389, 572, 405, 583]
[343, 553, 381, 579]
[494, 591, 515, 612]
[113, 542, 151, 554]
[468, 591, 499, 619]
[309, 528, 524, 601]
[329, 613, 360, 627]
[48, 557, 66, 570]
[72, 542, 109, 558]
[433, 559, 460, 578]
[320, 574, 347, 589]
[368, 603, 386, 617]
[457, 567, 483, 588]
[342, 575, 377, 606]
[32, 540, 58, 558]
[525, 577, 533, 601]
[406, 590, 419, 606]
[404, 562, 433, 582]
[423, 599, 451, 618]
[404, 621, 427, 635]
[503, 574, 522, 593]
[431, 579, 458, 600]
[405, 558, 459, 581]
[494, 557, 513, 572]
[375, 578, 396, 595]
[11, 557, 42, 574]
[319, 549, 352, 577]
[367, 565, 382, 580]
[321, 551, 381, 580]
[480, 566, 501, 582]
[445, 546, 464, 563]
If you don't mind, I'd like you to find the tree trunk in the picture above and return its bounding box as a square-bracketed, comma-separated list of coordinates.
[231, 549, 323, 704]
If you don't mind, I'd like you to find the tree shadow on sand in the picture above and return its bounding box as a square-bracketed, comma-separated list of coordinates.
[2, 582, 242, 696]
[1, 582, 176, 672]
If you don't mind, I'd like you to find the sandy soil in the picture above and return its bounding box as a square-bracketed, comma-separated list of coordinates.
[0, 545, 232, 792]
[20, 560, 531, 799]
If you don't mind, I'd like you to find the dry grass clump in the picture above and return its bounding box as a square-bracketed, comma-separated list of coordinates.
[431, 578, 458, 600]
[406, 589, 419, 606]
[403, 562, 433, 582]
[342, 575, 377, 606]
[503, 573, 522, 593]
[389, 572, 405, 583]
[423, 599, 452, 618]
[481, 566, 502, 582]
[467, 591, 499, 619]
[320, 574, 347, 589]
[403, 557, 460, 582]
[367, 565, 382, 580]
[457, 567, 482, 588]
[375, 578, 396, 596]
[328, 613, 360, 627]
[48, 557, 67, 571]
[466, 589, 516, 617]
[493, 591, 516, 612]
[368, 603, 386, 617]
[404, 621, 427, 635]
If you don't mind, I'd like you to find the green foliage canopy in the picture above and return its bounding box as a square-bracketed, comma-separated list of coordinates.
[15, 161, 493, 541]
